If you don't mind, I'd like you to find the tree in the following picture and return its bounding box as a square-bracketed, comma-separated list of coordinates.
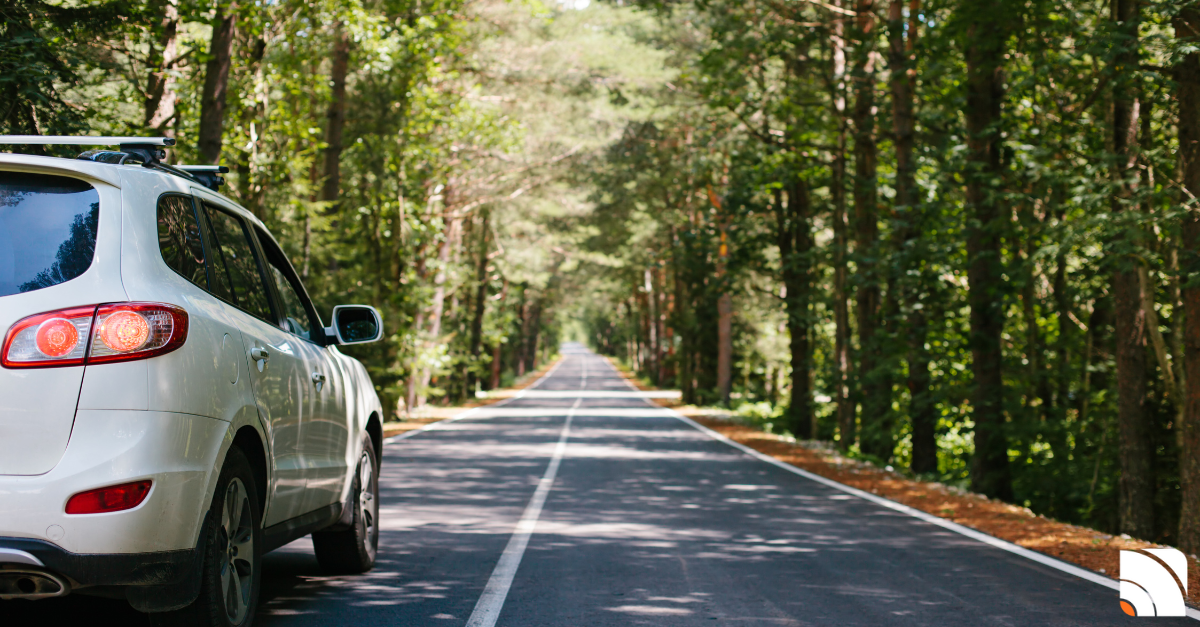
[198, 2, 236, 163]
[1108, 0, 1154, 540]
[1175, 2, 1200, 555]
[961, 0, 1013, 501]
[0, 0, 119, 136]
[887, 0, 935, 474]
[852, 0, 889, 459]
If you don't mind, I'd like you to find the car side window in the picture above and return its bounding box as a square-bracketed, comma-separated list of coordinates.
[200, 203, 274, 323]
[156, 195, 208, 290]
[255, 228, 320, 342]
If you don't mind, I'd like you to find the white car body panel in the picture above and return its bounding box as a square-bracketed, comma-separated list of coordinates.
[0, 410, 228, 553]
[236, 308, 316, 526]
[0, 151, 384, 570]
[302, 345, 354, 513]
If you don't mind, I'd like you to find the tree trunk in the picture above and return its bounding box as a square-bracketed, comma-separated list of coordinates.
[853, 0, 887, 457]
[673, 232, 697, 403]
[405, 311, 424, 414]
[1016, 210, 1050, 419]
[144, 0, 179, 135]
[832, 0, 854, 451]
[1166, 241, 1188, 436]
[662, 268, 674, 383]
[717, 291, 732, 404]
[646, 268, 659, 384]
[233, 37, 267, 219]
[517, 288, 533, 377]
[638, 294, 649, 372]
[963, 0, 1013, 501]
[717, 220, 733, 406]
[778, 184, 813, 439]
[490, 342, 503, 390]
[1137, 106, 1185, 441]
[322, 25, 351, 203]
[1174, 5, 1200, 555]
[888, 0, 933, 473]
[1141, 265, 1179, 415]
[488, 279, 509, 390]
[527, 300, 543, 372]
[198, 3, 236, 164]
[1111, 0, 1153, 539]
[420, 216, 459, 400]
[1053, 203, 1071, 414]
[466, 211, 491, 395]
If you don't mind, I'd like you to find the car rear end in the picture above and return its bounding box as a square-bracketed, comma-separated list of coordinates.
[0, 156, 228, 607]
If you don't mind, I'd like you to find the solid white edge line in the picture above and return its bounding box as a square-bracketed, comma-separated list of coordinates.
[382, 356, 568, 445]
[597, 355, 1200, 620]
[464, 396, 580, 627]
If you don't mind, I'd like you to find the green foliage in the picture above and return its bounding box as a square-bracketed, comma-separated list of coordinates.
[0, 0, 127, 137]
[571, 0, 1195, 543]
[9, 0, 1197, 544]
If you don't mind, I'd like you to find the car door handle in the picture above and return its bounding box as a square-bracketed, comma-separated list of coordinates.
[250, 347, 270, 372]
[311, 372, 326, 391]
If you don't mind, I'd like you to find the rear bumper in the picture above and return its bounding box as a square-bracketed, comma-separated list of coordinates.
[0, 515, 209, 611]
[0, 536, 194, 587]
[0, 410, 229, 555]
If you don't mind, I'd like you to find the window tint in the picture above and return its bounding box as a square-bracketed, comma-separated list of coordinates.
[0, 172, 100, 297]
[156, 195, 208, 289]
[201, 204, 273, 322]
[257, 231, 317, 341]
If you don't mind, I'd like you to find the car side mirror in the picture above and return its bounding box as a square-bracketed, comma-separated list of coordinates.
[326, 305, 383, 345]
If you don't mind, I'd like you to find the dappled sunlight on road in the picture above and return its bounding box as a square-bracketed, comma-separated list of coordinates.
[6, 348, 1154, 625]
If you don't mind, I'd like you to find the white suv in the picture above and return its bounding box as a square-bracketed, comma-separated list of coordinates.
[0, 137, 385, 626]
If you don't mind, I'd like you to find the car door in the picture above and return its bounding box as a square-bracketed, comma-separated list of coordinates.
[199, 201, 318, 525]
[252, 227, 350, 512]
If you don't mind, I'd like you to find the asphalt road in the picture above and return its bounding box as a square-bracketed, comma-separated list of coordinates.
[6, 343, 1183, 625]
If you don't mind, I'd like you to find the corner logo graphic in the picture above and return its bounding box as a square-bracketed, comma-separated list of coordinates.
[1120, 548, 1188, 617]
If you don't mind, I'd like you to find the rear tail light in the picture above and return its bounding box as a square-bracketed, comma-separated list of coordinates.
[65, 480, 153, 514]
[2, 303, 188, 369]
[1, 306, 96, 367]
[88, 303, 188, 364]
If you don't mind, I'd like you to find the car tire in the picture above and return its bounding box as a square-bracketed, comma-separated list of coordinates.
[312, 433, 379, 574]
[149, 446, 262, 627]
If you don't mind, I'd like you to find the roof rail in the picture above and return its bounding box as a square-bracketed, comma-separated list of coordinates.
[0, 135, 230, 194]
[0, 135, 174, 167]
[177, 165, 228, 192]
[0, 136, 175, 147]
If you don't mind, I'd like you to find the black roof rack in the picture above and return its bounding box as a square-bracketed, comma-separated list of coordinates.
[176, 165, 229, 191]
[0, 136, 228, 192]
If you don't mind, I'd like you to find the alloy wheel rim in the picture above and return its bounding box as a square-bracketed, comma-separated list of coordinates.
[219, 477, 254, 625]
[359, 453, 377, 559]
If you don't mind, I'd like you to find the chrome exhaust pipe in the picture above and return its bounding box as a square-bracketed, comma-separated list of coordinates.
[0, 569, 71, 600]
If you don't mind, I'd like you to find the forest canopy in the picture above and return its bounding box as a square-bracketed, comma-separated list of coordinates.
[5, 0, 1200, 554]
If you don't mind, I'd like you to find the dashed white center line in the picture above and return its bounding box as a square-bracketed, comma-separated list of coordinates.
[464, 397, 580, 627]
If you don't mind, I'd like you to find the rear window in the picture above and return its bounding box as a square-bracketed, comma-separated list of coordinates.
[0, 172, 101, 297]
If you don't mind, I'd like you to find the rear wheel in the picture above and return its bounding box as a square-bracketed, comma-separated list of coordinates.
[312, 434, 379, 574]
[150, 447, 261, 627]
